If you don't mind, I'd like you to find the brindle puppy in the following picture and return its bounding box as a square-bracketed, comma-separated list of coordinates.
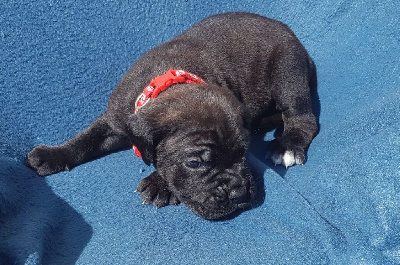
[26, 12, 318, 220]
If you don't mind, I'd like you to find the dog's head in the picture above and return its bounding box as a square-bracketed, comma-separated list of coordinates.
[131, 84, 255, 219]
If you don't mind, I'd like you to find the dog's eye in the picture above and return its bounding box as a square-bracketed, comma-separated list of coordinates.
[185, 160, 203, 169]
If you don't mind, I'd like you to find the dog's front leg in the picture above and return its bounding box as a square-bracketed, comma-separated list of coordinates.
[136, 171, 180, 208]
[26, 111, 131, 176]
[268, 50, 318, 168]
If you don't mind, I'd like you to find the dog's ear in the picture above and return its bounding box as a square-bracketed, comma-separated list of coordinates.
[128, 114, 155, 165]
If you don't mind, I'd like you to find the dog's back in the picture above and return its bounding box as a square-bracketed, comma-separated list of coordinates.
[110, 12, 314, 121]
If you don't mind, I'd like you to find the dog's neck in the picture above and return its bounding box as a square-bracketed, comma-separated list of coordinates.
[134, 70, 206, 114]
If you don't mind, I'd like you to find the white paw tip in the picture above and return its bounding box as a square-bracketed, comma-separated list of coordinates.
[269, 150, 302, 168]
[282, 151, 295, 168]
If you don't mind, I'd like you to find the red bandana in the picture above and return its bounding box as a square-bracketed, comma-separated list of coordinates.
[132, 70, 206, 158]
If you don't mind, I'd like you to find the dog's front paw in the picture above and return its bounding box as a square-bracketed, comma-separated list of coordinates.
[136, 172, 180, 208]
[25, 145, 69, 176]
[266, 138, 306, 168]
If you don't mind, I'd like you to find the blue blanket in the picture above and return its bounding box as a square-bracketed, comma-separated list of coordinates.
[1, 0, 399, 264]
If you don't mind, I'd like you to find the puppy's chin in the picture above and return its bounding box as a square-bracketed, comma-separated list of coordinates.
[185, 199, 253, 220]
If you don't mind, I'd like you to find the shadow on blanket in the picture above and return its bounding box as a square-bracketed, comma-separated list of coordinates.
[0, 157, 92, 265]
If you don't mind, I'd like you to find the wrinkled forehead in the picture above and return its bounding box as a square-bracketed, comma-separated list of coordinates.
[162, 129, 247, 159]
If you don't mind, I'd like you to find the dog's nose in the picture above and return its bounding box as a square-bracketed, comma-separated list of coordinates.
[228, 185, 248, 204]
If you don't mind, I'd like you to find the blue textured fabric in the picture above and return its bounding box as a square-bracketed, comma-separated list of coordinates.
[1, 1, 399, 264]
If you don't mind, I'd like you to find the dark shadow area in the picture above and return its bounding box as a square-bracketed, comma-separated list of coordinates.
[250, 135, 289, 178]
[0, 156, 92, 265]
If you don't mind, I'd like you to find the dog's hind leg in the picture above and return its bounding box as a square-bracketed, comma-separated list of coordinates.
[25, 111, 131, 176]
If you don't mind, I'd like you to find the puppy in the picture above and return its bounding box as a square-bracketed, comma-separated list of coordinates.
[26, 12, 318, 220]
